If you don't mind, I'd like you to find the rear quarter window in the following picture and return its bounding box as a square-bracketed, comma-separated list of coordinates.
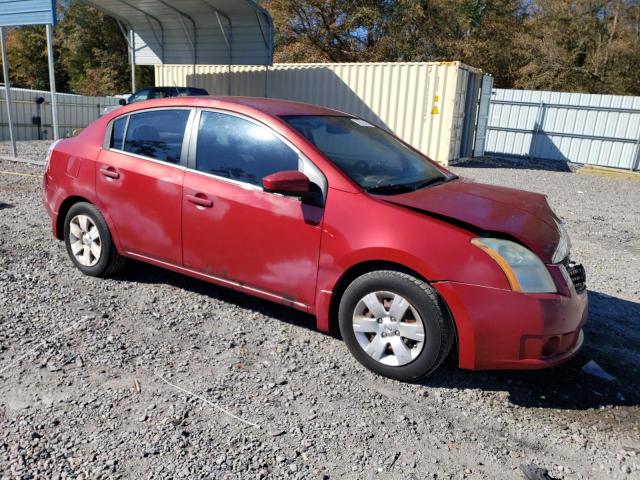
[123, 110, 190, 163]
[110, 117, 127, 150]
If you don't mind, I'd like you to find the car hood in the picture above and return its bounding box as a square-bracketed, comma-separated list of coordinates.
[380, 177, 561, 262]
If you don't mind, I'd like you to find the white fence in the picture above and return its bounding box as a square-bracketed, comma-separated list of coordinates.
[0, 86, 122, 141]
[485, 89, 640, 170]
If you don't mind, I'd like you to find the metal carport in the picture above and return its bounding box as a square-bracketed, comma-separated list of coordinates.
[83, 0, 274, 89]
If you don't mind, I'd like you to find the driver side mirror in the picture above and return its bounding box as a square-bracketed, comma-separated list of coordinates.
[263, 170, 311, 196]
[118, 98, 127, 106]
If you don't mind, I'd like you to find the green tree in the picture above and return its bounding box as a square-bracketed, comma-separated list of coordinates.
[4, 25, 66, 91]
[515, 0, 640, 94]
[0, 1, 153, 95]
[263, 0, 527, 87]
[263, 0, 640, 94]
[3, 0, 639, 96]
[264, 0, 395, 62]
[56, 0, 153, 95]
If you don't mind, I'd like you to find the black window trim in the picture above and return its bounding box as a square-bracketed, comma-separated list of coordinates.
[186, 107, 328, 202]
[103, 107, 196, 169]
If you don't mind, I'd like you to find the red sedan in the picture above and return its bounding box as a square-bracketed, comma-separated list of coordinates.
[43, 96, 587, 381]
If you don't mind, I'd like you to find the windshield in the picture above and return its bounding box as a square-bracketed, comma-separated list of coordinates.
[282, 115, 455, 194]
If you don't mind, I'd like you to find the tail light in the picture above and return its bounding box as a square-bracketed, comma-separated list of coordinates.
[44, 139, 62, 173]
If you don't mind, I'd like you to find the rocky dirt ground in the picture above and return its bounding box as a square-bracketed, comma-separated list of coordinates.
[0, 140, 639, 479]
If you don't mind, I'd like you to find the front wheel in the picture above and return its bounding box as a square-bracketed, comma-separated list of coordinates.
[338, 270, 453, 382]
[64, 202, 126, 277]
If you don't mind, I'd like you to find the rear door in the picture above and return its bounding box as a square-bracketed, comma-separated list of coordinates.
[96, 108, 193, 265]
[181, 109, 325, 308]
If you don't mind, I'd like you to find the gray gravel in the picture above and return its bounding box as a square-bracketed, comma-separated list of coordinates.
[1, 140, 639, 479]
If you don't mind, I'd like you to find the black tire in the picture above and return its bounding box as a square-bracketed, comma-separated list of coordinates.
[338, 270, 453, 382]
[63, 202, 126, 277]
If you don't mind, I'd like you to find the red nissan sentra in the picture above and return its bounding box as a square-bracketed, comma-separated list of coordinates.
[43, 96, 587, 381]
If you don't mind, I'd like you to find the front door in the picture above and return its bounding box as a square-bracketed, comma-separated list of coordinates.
[182, 110, 324, 308]
[96, 108, 192, 265]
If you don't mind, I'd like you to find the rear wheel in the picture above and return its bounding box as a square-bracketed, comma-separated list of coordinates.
[338, 270, 453, 382]
[64, 202, 126, 277]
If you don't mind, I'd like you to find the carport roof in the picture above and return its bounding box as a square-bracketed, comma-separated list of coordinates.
[84, 0, 273, 66]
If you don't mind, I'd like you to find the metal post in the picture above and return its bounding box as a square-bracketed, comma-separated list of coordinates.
[129, 29, 136, 92]
[632, 129, 640, 171]
[46, 23, 59, 140]
[0, 27, 17, 157]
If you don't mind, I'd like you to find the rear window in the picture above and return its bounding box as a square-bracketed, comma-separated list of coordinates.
[123, 109, 190, 163]
[185, 87, 208, 96]
[170, 87, 208, 97]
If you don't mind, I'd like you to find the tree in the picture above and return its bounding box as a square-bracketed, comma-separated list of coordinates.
[3, 0, 639, 96]
[263, 0, 528, 87]
[0, 1, 153, 95]
[56, 0, 153, 95]
[264, 0, 395, 62]
[515, 0, 640, 94]
[263, 0, 640, 94]
[3, 25, 66, 91]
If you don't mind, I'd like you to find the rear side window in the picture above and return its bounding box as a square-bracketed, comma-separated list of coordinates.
[147, 89, 168, 100]
[123, 109, 190, 163]
[110, 117, 127, 149]
[128, 89, 149, 103]
[195, 111, 299, 186]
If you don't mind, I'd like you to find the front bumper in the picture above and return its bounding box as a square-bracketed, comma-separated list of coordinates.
[434, 280, 588, 370]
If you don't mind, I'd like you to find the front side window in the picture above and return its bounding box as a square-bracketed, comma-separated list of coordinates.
[196, 111, 299, 186]
[123, 109, 190, 163]
[110, 116, 127, 150]
[283, 115, 455, 194]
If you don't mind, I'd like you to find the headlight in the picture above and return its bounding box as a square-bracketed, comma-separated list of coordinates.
[471, 238, 557, 293]
[552, 220, 571, 264]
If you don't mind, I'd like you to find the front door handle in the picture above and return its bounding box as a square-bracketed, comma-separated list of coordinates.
[186, 193, 213, 208]
[100, 166, 120, 179]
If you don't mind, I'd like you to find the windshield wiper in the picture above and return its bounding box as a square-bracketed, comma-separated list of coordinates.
[366, 174, 458, 195]
[365, 183, 415, 195]
[413, 174, 458, 190]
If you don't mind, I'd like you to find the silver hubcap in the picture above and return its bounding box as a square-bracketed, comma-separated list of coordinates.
[352, 291, 426, 366]
[69, 214, 101, 267]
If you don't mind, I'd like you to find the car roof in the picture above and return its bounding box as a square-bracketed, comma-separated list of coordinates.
[210, 96, 350, 117]
[122, 95, 351, 117]
[154, 86, 206, 91]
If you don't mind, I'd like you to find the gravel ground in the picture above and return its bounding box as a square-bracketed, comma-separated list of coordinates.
[1, 140, 639, 480]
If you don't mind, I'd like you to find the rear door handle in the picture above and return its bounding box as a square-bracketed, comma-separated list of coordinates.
[186, 193, 213, 208]
[100, 166, 120, 179]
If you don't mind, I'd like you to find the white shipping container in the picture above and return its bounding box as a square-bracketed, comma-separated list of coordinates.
[155, 62, 482, 165]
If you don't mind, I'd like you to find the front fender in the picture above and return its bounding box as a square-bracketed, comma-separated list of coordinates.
[313, 188, 511, 332]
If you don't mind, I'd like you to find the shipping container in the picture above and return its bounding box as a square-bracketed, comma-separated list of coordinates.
[155, 62, 483, 165]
